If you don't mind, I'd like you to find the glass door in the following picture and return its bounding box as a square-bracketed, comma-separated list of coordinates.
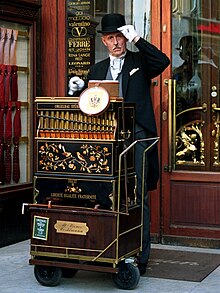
[171, 0, 220, 171]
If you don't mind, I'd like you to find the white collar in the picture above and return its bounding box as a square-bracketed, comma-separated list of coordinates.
[109, 51, 127, 62]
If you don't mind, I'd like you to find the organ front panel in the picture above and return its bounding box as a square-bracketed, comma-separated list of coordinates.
[33, 84, 136, 211]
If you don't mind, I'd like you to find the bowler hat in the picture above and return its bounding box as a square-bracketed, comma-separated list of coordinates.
[97, 13, 126, 34]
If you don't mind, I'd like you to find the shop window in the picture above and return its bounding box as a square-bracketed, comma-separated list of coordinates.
[95, 0, 108, 14]
[0, 20, 33, 186]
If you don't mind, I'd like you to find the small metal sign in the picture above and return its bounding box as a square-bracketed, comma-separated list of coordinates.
[54, 220, 89, 235]
[33, 215, 49, 240]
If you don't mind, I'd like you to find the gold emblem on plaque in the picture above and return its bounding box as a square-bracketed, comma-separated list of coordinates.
[54, 220, 89, 235]
[79, 86, 110, 115]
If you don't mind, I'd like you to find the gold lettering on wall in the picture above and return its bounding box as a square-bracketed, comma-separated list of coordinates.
[66, 0, 97, 95]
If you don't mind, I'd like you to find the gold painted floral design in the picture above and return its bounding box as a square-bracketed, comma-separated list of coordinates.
[38, 143, 111, 174]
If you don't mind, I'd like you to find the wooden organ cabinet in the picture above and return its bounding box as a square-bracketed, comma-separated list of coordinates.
[28, 82, 143, 289]
[33, 83, 136, 211]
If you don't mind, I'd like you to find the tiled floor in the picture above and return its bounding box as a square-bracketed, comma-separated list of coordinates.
[0, 240, 220, 293]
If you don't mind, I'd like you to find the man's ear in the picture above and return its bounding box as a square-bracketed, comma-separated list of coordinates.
[101, 36, 107, 47]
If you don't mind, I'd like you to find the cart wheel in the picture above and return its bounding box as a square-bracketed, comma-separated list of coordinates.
[34, 265, 62, 287]
[62, 268, 78, 278]
[112, 262, 140, 290]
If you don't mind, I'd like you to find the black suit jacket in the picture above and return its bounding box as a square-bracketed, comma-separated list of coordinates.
[86, 38, 170, 190]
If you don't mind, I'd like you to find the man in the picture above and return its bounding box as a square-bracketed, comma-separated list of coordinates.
[69, 13, 170, 275]
[173, 35, 199, 84]
[173, 36, 201, 131]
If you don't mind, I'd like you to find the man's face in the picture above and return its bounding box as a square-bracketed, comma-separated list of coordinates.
[101, 32, 127, 57]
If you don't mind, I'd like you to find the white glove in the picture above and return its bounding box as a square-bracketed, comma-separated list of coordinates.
[118, 25, 138, 43]
[68, 76, 85, 95]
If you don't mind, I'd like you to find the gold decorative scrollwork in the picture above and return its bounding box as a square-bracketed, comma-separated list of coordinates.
[38, 143, 111, 173]
[213, 122, 220, 166]
[176, 121, 205, 165]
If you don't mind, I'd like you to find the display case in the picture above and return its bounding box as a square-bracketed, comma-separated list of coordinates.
[0, 0, 41, 247]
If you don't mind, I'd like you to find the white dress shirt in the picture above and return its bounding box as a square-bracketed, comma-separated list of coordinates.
[109, 52, 126, 80]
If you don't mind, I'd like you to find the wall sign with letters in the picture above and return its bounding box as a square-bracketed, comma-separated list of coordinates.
[66, 0, 98, 95]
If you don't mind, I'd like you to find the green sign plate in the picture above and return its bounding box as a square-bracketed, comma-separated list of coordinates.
[33, 215, 49, 241]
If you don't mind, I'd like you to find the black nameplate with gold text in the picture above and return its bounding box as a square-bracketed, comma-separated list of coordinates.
[66, 0, 98, 95]
[34, 174, 137, 210]
[67, 0, 94, 16]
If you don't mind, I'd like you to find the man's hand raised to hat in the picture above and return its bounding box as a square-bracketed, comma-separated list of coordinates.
[118, 25, 139, 43]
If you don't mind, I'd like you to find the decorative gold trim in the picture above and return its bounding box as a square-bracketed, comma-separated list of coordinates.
[165, 79, 175, 172]
[35, 96, 123, 103]
[176, 103, 207, 117]
[18, 31, 29, 38]
[17, 66, 29, 73]
[212, 103, 220, 112]
[176, 121, 205, 165]
[119, 224, 142, 237]
[92, 239, 117, 262]
[213, 122, 220, 166]
[30, 246, 140, 265]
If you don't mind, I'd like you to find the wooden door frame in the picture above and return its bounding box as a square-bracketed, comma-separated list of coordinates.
[150, 0, 171, 243]
[40, 0, 66, 97]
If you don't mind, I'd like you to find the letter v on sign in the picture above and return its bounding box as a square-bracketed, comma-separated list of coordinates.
[72, 27, 87, 37]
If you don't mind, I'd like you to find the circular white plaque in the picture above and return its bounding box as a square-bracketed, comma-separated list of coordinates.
[79, 86, 110, 115]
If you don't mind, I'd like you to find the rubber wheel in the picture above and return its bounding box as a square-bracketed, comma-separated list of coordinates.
[112, 262, 140, 290]
[62, 268, 78, 278]
[34, 265, 62, 287]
